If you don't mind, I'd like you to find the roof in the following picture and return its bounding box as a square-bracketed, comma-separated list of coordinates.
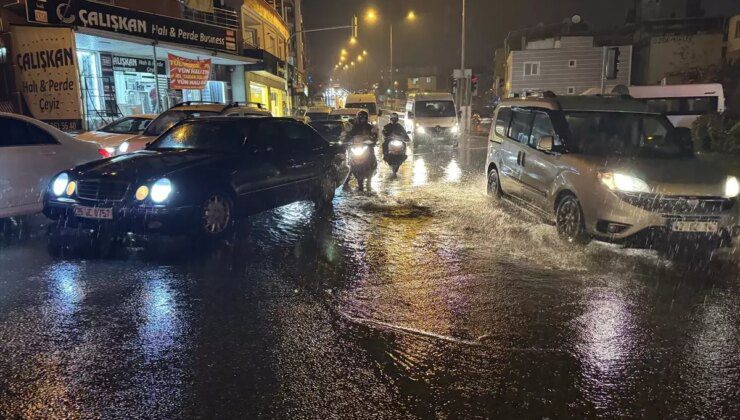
[499, 95, 654, 113]
[331, 108, 364, 115]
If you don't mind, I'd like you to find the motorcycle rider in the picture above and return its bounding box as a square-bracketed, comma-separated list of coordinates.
[347, 110, 378, 142]
[382, 112, 409, 155]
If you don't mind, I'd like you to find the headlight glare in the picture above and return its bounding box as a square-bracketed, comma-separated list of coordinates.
[52, 173, 69, 196]
[351, 145, 369, 156]
[416, 124, 426, 134]
[724, 176, 739, 198]
[118, 141, 130, 153]
[135, 185, 149, 201]
[451, 124, 460, 134]
[389, 140, 404, 148]
[150, 178, 172, 203]
[599, 172, 650, 193]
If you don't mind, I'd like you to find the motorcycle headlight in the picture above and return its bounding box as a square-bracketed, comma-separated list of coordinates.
[150, 178, 172, 203]
[51, 173, 69, 196]
[118, 141, 130, 153]
[389, 140, 404, 148]
[724, 176, 739, 198]
[450, 124, 460, 134]
[599, 171, 650, 193]
[416, 124, 426, 134]
[351, 145, 369, 156]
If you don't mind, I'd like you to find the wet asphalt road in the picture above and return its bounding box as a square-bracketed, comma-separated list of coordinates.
[1, 136, 739, 419]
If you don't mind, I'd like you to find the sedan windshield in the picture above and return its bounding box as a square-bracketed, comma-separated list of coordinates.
[563, 112, 691, 158]
[144, 110, 220, 136]
[415, 101, 456, 118]
[148, 120, 253, 153]
[306, 112, 330, 121]
[99, 117, 152, 134]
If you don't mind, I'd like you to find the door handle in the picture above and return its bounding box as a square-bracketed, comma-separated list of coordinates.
[521, 152, 526, 167]
[516, 151, 522, 166]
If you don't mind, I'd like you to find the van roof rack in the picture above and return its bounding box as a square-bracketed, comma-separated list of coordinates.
[226, 101, 265, 110]
[523, 90, 558, 99]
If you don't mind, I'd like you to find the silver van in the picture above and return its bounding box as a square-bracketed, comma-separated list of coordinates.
[485, 94, 739, 250]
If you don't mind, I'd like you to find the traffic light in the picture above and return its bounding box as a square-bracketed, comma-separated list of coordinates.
[471, 75, 479, 97]
[605, 47, 621, 80]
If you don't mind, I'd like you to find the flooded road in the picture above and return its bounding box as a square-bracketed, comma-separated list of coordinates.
[1, 137, 739, 418]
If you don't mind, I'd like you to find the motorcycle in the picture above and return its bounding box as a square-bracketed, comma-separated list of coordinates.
[348, 135, 377, 191]
[382, 134, 408, 175]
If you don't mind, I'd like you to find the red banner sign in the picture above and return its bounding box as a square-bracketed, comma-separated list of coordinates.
[168, 54, 211, 90]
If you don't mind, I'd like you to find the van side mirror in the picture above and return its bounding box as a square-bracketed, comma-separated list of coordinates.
[537, 135, 554, 152]
[407, 111, 414, 119]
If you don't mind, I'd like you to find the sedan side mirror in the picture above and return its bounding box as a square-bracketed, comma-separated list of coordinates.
[537, 135, 554, 152]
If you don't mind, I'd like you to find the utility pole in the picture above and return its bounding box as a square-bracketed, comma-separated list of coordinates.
[390, 24, 393, 100]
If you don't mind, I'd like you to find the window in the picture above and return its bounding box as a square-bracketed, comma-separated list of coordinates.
[507, 109, 534, 143]
[148, 120, 252, 152]
[523, 62, 540, 76]
[568, 59, 577, 68]
[643, 97, 719, 116]
[492, 107, 512, 142]
[279, 121, 327, 154]
[0, 117, 58, 147]
[567, 87, 576, 94]
[528, 113, 557, 149]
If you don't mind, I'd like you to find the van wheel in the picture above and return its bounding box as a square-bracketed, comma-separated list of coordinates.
[487, 168, 503, 202]
[556, 195, 590, 245]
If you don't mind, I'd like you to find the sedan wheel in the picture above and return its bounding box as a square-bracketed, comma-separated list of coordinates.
[201, 194, 232, 236]
[314, 171, 336, 210]
[556, 195, 590, 245]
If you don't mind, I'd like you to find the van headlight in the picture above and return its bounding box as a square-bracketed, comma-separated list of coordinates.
[450, 124, 460, 134]
[599, 171, 650, 193]
[51, 173, 69, 196]
[724, 176, 740, 198]
[150, 178, 172, 203]
[416, 124, 426, 134]
[118, 141, 130, 153]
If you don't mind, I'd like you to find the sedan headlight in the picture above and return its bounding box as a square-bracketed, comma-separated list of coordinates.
[724, 176, 739, 198]
[351, 145, 369, 156]
[416, 124, 426, 134]
[51, 173, 69, 196]
[118, 141, 130, 153]
[599, 171, 650, 193]
[150, 178, 172, 203]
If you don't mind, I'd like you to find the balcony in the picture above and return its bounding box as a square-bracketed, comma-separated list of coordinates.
[183, 6, 240, 30]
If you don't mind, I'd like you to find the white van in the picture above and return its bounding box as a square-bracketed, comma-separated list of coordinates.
[628, 83, 725, 128]
[405, 92, 460, 145]
[344, 93, 380, 125]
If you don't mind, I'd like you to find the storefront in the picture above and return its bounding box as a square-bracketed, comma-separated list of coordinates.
[244, 51, 290, 117]
[18, 0, 256, 130]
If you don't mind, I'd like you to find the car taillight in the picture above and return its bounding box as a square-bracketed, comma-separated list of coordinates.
[98, 148, 111, 159]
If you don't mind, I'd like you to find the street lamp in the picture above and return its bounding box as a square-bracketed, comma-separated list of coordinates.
[363, 8, 417, 99]
[362, 50, 368, 56]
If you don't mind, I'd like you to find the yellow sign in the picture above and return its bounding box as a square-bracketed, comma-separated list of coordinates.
[12, 25, 82, 131]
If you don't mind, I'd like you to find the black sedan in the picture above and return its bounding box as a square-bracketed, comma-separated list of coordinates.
[43, 117, 347, 248]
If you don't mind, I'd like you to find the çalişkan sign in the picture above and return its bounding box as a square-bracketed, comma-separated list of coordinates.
[168, 54, 212, 90]
[11, 25, 82, 131]
[26, 0, 237, 53]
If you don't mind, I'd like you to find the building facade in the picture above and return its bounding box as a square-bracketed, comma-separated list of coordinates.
[0, 0, 307, 129]
[505, 36, 632, 97]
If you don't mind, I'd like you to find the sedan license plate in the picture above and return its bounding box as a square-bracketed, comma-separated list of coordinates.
[671, 220, 719, 233]
[74, 206, 113, 220]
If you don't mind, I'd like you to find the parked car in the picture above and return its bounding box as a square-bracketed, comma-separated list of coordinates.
[0, 112, 108, 218]
[486, 94, 739, 251]
[43, 117, 347, 249]
[75, 114, 157, 155]
[125, 102, 271, 152]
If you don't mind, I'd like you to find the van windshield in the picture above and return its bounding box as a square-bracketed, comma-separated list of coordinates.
[415, 101, 456, 118]
[345, 103, 377, 115]
[563, 111, 691, 158]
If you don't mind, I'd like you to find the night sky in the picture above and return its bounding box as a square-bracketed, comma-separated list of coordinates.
[302, 0, 738, 86]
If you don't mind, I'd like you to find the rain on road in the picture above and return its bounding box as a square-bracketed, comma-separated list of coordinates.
[1, 137, 739, 418]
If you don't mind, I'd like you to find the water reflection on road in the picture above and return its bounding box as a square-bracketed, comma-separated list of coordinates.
[0, 137, 739, 418]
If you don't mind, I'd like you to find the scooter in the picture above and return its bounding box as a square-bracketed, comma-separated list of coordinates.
[348, 135, 377, 191]
[383, 134, 408, 175]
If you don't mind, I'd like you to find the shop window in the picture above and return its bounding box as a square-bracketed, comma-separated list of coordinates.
[77, 50, 106, 129]
[250, 82, 269, 109]
[184, 81, 228, 104]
